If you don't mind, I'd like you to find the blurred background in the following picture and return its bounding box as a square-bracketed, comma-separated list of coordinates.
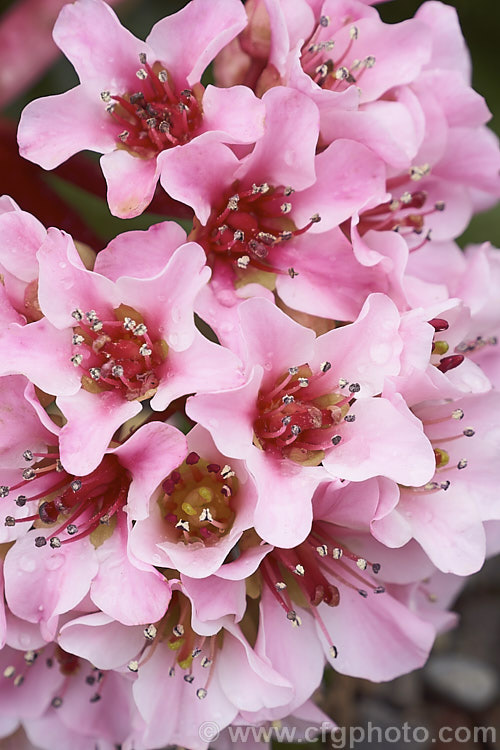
[0, 1, 499, 747]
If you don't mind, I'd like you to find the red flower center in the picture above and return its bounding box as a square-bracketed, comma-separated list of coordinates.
[192, 181, 320, 277]
[301, 16, 375, 91]
[253, 362, 356, 465]
[70, 305, 167, 401]
[3, 451, 130, 548]
[103, 54, 203, 157]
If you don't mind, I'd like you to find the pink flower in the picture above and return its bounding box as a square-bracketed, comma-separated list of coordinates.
[2, 420, 187, 638]
[187, 295, 435, 547]
[373, 390, 500, 576]
[57, 584, 303, 750]
[0, 226, 243, 474]
[394, 299, 492, 405]
[17, 0, 266, 218]
[162, 85, 386, 338]
[185, 477, 440, 688]
[129, 425, 258, 579]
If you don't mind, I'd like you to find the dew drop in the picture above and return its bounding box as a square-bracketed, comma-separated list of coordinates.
[370, 342, 393, 365]
[45, 554, 64, 571]
[171, 306, 181, 323]
[19, 556, 36, 573]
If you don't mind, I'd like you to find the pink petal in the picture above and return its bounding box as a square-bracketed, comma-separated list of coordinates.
[323, 396, 435, 486]
[18, 86, 117, 169]
[151, 328, 245, 412]
[416, 1, 471, 80]
[100, 149, 160, 219]
[240, 87, 319, 191]
[248, 445, 325, 548]
[182, 575, 246, 623]
[186, 368, 262, 459]
[217, 622, 294, 713]
[114, 241, 210, 351]
[311, 293, 403, 397]
[0, 375, 54, 468]
[319, 581, 435, 680]
[0, 569, 5, 648]
[146, 0, 247, 87]
[91, 511, 172, 625]
[53, 0, 151, 92]
[0, 209, 45, 282]
[199, 85, 265, 143]
[0, 317, 80, 396]
[319, 102, 420, 169]
[56, 389, 141, 476]
[334, 17, 431, 104]
[113, 421, 188, 520]
[396, 485, 486, 576]
[58, 612, 144, 669]
[4, 532, 98, 641]
[435, 126, 500, 195]
[250, 585, 325, 721]
[237, 296, 316, 388]
[133, 639, 237, 750]
[37, 228, 118, 328]
[291, 138, 387, 230]
[94, 221, 187, 281]
[158, 135, 240, 224]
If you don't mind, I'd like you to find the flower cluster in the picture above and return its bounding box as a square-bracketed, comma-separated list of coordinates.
[1, 0, 499, 748]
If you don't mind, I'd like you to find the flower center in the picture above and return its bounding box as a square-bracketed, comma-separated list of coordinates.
[3, 451, 130, 548]
[159, 453, 237, 544]
[102, 53, 203, 157]
[301, 17, 375, 91]
[253, 362, 356, 465]
[261, 522, 384, 658]
[70, 305, 167, 401]
[127, 592, 218, 700]
[192, 182, 320, 277]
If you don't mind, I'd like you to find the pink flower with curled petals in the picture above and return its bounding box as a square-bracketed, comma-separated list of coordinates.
[182, 478, 440, 689]
[187, 295, 435, 548]
[129, 425, 258, 579]
[57, 584, 301, 750]
[0, 226, 243, 475]
[2, 420, 187, 637]
[215, 0, 432, 166]
[17, 0, 266, 218]
[163, 86, 386, 339]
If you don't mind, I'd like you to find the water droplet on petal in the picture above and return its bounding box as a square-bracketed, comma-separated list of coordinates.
[19, 556, 36, 573]
[45, 554, 64, 571]
[370, 342, 392, 365]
